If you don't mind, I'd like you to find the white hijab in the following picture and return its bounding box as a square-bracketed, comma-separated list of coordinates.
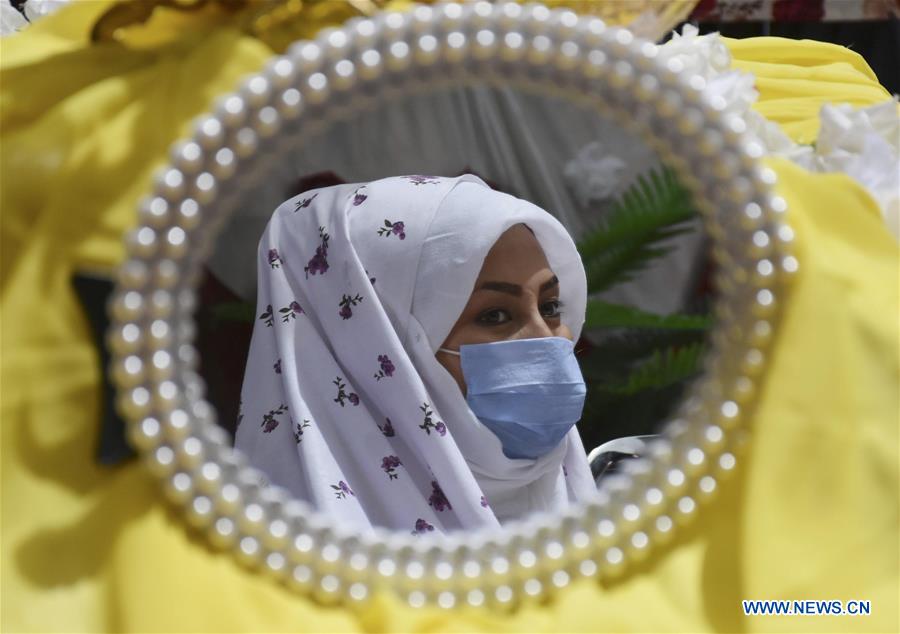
[235, 174, 596, 534]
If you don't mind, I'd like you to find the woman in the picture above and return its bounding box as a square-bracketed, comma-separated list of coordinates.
[235, 174, 597, 534]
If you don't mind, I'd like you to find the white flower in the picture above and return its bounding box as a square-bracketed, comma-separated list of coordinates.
[1, 0, 28, 36]
[657, 25, 899, 240]
[22, 0, 68, 22]
[808, 99, 900, 239]
[816, 99, 899, 156]
[563, 141, 628, 207]
[657, 23, 732, 78]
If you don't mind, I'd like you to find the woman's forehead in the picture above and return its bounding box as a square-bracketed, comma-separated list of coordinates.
[479, 225, 552, 274]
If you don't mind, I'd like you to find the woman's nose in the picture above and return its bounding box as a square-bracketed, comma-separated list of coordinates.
[519, 307, 555, 339]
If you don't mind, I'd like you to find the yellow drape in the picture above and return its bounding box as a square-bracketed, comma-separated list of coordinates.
[2, 4, 897, 632]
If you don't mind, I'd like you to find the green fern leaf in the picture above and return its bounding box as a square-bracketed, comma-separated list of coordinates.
[594, 342, 707, 397]
[585, 300, 712, 330]
[577, 167, 697, 294]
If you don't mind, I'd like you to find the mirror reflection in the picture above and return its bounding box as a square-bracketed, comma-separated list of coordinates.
[194, 85, 712, 533]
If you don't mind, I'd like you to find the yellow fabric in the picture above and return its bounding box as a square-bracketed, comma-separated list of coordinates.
[1, 2, 897, 630]
[725, 36, 894, 143]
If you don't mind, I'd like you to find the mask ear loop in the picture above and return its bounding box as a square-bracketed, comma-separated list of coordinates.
[437, 348, 461, 357]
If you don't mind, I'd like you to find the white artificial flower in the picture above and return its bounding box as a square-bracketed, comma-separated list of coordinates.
[657, 23, 732, 78]
[0, 0, 28, 36]
[657, 25, 899, 240]
[816, 99, 899, 156]
[810, 99, 900, 239]
[22, 0, 68, 21]
[563, 141, 629, 207]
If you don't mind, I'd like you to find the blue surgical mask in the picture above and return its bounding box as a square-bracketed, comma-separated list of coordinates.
[438, 336, 586, 460]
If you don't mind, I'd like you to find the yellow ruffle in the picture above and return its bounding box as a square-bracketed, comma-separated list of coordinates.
[1, 4, 897, 631]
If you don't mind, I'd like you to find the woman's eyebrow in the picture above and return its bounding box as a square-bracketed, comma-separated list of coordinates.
[540, 275, 560, 293]
[476, 275, 559, 296]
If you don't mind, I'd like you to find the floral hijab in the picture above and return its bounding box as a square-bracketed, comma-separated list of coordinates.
[235, 174, 597, 534]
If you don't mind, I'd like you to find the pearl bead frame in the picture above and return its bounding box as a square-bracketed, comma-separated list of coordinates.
[109, 1, 795, 609]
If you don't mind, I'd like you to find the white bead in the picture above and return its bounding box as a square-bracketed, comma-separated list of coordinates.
[109, 289, 144, 322]
[254, 106, 280, 138]
[163, 471, 193, 504]
[111, 353, 144, 385]
[144, 444, 176, 477]
[138, 196, 170, 228]
[287, 42, 323, 74]
[576, 16, 607, 46]
[331, 59, 356, 91]
[240, 76, 272, 109]
[413, 33, 439, 67]
[349, 18, 377, 47]
[410, 5, 434, 33]
[385, 41, 411, 72]
[555, 40, 579, 70]
[233, 127, 259, 159]
[118, 386, 150, 419]
[127, 416, 161, 450]
[164, 226, 187, 258]
[194, 115, 224, 149]
[185, 495, 215, 529]
[500, 31, 525, 62]
[468, 1, 494, 25]
[265, 57, 297, 90]
[444, 32, 467, 63]
[527, 34, 552, 65]
[116, 259, 148, 288]
[207, 516, 238, 549]
[170, 140, 204, 174]
[276, 88, 304, 119]
[210, 147, 236, 180]
[192, 171, 217, 205]
[303, 72, 330, 105]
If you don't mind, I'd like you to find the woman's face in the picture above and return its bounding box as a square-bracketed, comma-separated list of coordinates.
[437, 223, 573, 395]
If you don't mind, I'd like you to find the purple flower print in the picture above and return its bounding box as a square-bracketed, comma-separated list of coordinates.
[381, 455, 402, 480]
[402, 175, 441, 186]
[480, 496, 489, 508]
[374, 354, 396, 381]
[267, 248, 283, 269]
[304, 226, 330, 279]
[259, 304, 274, 327]
[293, 192, 318, 211]
[377, 219, 406, 240]
[279, 300, 304, 323]
[293, 418, 311, 443]
[418, 403, 445, 436]
[365, 269, 376, 286]
[333, 376, 359, 407]
[352, 187, 368, 206]
[338, 293, 364, 320]
[411, 518, 435, 535]
[378, 418, 395, 437]
[331, 480, 355, 499]
[563, 465, 569, 477]
[273, 358, 282, 374]
[260, 403, 288, 433]
[428, 480, 452, 512]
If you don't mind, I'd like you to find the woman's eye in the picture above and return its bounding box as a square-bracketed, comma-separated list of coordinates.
[477, 309, 511, 325]
[540, 300, 562, 318]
